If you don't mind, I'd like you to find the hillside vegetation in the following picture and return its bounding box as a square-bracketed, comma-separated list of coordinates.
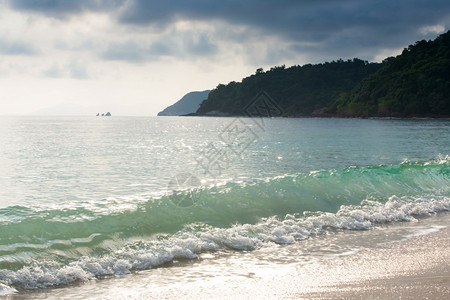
[197, 59, 381, 116]
[196, 30, 449, 118]
[332, 30, 450, 117]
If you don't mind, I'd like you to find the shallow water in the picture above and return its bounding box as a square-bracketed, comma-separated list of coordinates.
[12, 213, 450, 299]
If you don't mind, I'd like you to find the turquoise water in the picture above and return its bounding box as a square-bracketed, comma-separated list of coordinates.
[0, 116, 449, 293]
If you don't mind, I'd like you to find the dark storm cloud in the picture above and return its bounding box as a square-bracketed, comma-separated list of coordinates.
[7, 0, 450, 62]
[118, 0, 450, 46]
[11, 0, 450, 41]
[118, 0, 450, 62]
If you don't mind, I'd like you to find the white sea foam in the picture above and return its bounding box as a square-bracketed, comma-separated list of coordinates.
[1, 195, 448, 290]
[0, 282, 17, 295]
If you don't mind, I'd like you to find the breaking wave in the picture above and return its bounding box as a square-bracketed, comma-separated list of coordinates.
[0, 157, 449, 291]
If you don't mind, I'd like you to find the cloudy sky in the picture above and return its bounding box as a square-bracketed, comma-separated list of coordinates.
[0, 0, 448, 116]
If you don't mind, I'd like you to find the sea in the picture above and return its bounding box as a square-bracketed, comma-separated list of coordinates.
[0, 116, 449, 298]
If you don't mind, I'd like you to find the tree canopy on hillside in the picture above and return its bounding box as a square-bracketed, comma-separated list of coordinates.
[197, 59, 381, 116]
[331, 30, 450, 117]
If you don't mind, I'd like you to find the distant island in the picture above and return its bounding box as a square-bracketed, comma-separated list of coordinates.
[183, 30, 449, 118]
[96, 112, 111, 116]
[158, 90, 210, 116]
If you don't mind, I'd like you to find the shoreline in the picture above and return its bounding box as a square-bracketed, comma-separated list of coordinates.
[146, 224, 450, 299]
[12, 214, 449, 299]
[293, 224, 450, 299]
[172, 114, 450, 120]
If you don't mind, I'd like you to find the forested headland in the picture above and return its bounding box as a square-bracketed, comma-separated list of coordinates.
[195, 30, 449, 118]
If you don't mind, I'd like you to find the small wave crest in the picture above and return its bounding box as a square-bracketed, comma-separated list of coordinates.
[0, 194, 448, 290]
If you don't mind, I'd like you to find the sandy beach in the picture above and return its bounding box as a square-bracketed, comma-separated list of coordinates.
[293, 224, 450, 299]
[143, 220, 450, 300]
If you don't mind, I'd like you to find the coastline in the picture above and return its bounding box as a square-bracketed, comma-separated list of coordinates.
[172, 113, 450, 120]
[149, 219, 450, 300]
[144, 221, 450, 300]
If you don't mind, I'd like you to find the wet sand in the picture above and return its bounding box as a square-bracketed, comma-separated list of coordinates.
[145, 225, 450, 299]
[292, 226, 450, 299]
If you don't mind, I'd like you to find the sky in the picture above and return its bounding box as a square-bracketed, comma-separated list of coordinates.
[0, 0, 449, 116]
